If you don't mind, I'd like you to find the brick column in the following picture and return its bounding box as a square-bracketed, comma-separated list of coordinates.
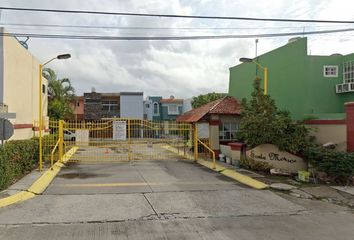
[345, 102, 354, 152]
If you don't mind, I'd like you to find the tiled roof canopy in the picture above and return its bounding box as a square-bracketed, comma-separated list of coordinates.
[176, 96, 241, 123]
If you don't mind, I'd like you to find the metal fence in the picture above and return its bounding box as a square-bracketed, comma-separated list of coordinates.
[39, 119, 193, 164]
[38, 118, 216, 168]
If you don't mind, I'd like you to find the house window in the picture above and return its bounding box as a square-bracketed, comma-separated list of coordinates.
[168, 105, 179, 115]
[323, 65, 338, 77]
[146, 104, 149, 108]
[153, 102, 159, 115]
[343, 61, 354, 83]
[102, 101, 118, 112]
[77, 102, 80, 107]
[219, 122, 239, 140]
[42, 84, 46, 94]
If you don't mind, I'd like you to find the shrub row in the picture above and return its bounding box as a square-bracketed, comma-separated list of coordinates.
[0, 139, 39, 191]
[303, 146, 354, 182]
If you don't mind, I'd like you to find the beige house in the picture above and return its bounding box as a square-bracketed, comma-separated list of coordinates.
[0, 28, 48, 140]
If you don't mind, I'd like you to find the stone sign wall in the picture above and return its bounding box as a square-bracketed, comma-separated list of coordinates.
[246, 144, 307, 173]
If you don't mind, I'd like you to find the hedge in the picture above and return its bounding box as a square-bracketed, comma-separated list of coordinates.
[0, 139, 39, 191]
[303, 146, 354, 183]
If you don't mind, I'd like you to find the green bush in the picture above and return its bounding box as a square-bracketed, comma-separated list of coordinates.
[0, 139, 39, 191]
[240, 157, 272, 172]
[237, 79, 311, 153]
[303, 146, 354, 182]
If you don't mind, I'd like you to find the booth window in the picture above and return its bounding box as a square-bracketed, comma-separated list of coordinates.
[219, 122, 239, 140]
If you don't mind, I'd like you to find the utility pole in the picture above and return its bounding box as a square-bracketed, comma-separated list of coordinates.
[255, 39, 259, 75]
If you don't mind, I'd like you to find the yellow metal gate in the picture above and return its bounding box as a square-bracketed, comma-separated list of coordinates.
[53, 119, 194, 163]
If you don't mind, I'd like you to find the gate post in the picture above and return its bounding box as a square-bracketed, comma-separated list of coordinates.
[58, 120, 64, 162]
[128, 119, 132, 161]
[346, 102, 354, 152]
[193, 123, 198, 161]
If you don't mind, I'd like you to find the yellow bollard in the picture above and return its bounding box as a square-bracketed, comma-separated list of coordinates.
[193, 123, 198, 161]
[58, 120, 64, 162]
[128, 119, 132, 161]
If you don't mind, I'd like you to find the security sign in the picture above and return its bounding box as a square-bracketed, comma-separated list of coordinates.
[113, 121, 127, 140]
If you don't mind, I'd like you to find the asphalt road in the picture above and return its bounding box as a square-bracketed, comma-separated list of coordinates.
[0, 160, 353, 239]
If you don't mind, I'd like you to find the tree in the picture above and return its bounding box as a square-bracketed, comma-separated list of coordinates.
[237, 78, 310, 153]
[191, 92, 226, 109]
[42, 68, 75, 120]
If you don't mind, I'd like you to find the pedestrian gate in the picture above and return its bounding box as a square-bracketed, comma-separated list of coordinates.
[43, 119, 195, 164]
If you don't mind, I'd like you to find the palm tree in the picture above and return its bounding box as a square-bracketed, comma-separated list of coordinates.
[42, 68, 75, 120]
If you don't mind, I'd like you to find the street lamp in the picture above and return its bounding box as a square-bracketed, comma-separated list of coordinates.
[239, 57, 268, 95]
[39, 54, 71, 171]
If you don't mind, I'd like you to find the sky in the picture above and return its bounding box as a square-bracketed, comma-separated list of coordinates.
[1, 0, 354, 98]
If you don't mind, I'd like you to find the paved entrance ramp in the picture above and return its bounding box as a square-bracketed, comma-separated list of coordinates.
[44, 160, 244, 194]
[0, 160, 305, 225]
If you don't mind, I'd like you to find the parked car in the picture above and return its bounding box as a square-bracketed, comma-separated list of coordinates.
[64, 130, 76, 141]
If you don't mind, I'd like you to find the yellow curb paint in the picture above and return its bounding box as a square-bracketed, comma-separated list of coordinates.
[221, 169, 269, 190]
[0, 191, 35, 208]
[0, 146, 78, 208]
[197, 159, 269, 190]
[161, 145, 268, 190]
[197, 159, 225, 172]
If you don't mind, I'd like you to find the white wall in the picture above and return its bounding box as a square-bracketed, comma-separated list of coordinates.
[120, 93, 143, 119]
[2, 32, 48, 140]
[183, 98, 192, 113]
[306, 123, 347, 151]
[144, 99, 153, 120]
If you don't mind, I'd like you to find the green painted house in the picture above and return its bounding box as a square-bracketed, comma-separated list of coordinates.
[144, 96, 184, 121]
[229, 37, 354, 120]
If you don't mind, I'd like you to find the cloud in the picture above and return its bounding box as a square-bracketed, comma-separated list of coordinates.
[1, 0, 354, 99]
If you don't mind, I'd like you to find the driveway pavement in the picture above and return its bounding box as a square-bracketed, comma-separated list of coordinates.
[0, 160, 353, 239]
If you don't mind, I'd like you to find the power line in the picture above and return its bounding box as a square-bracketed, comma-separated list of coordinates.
[1, 6, 354, 24]
[1, 22, 351, 31]
[2, 28, 354, 40]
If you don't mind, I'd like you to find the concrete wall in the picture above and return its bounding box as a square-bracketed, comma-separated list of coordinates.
[229, 37, 354, 120]
[0, 28, 3, 103]
[220, 144, 231, 157]
[144, 99, 153, 120]
[73, 97, 84, 120]
[197, 122, 209, 138]
[73, 99, 84, 115]
[120, 92, 143, 119]
[183, 98, 192, 113]
[2, 33, 48, 140]
[209, 115, 220, 153]
[306, 122, 347, 151]
[246, 144, 307, 173]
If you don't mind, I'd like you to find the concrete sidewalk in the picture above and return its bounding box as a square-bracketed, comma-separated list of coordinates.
[0, 147, 78, 208]
[0, 168, 43, 199]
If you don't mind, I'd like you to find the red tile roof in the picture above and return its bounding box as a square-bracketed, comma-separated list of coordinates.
[177, 96, 241, 123]
[160, 98, 183, 104]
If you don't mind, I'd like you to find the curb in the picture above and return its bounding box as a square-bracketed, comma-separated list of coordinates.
[161, 145, 268, 190]
[197, 159, 269, 190]
[0, 147, 78, 208]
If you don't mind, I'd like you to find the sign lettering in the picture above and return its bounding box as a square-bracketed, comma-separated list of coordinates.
[250, 150, 297, 164]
